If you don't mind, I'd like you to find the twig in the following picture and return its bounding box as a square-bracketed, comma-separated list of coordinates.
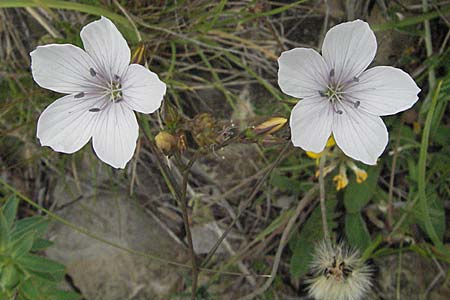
[201, 142, 292, 268]
[318, 154, 329, 242]
[179, 153, 200, 300]
[237, 187, 318, 300]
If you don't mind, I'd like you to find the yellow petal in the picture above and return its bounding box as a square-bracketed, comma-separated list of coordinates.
[355, 169, 368, 183]
[326, 136, 336, 147]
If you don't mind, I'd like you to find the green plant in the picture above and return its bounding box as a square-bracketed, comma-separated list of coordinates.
[0, 196, 80, 300]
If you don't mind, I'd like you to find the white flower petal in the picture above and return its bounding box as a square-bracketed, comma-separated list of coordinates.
[278, 48, 330, 98]
[322, 20, 377, 84]
[80, 17, 130, 81]
[37, 93, 104, 153]
[92, 103, 138, 169]
[333, 105, 388, 165]
[345, 66, 420, 116]
[30, 44, 98, 94]
[122, 64, 166, 114]
[290, 96, 333, 153]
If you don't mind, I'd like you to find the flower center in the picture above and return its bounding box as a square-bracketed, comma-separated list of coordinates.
[109, 80, 123, 102]
[319, 69, 361, 115]
[82, 68, 124, 113]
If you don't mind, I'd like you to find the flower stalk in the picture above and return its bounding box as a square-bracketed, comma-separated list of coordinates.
[318, 154, 330, 243]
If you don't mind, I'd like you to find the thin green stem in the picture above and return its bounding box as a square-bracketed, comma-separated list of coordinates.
[318, 154, 330, 243]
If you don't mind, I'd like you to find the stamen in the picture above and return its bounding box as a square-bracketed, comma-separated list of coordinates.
[90, 68, 97, 77]
[332, 103, 343, 115]
[330, 69, 335, 77]
[74, 92, 85, 99]
[88, 108, 101, 112]
[353, 76, 359, 82]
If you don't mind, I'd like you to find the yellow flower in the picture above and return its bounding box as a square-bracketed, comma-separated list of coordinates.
[347, 161, 368, 184]
[306, 136, 336, 161]
[333, 165, 348, 191]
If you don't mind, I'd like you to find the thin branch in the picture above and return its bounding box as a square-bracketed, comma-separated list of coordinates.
[237, 187, 318, 300]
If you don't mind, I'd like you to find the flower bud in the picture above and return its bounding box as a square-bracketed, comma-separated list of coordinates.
[253, 117, 287, 135]
[162, 101, 181, 128]
[155, 131, 177, 155]
[131, 42, 146, 65]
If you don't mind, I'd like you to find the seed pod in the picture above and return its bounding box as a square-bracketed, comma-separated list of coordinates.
[155, 131, 177, 155]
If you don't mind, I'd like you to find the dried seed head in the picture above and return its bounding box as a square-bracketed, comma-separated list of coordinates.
[307, 241, 372, 300]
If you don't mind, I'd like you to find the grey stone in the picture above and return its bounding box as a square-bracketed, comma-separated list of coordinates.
[46, 193, 184, 300]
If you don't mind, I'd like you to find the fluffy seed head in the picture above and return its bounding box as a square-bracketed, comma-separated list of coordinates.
[307, 241, 372, 300]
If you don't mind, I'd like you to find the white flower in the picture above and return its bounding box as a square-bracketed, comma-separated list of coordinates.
[307, 241, 372, 300]
[278, 20, 420, 165]
[31, 17, 166, 168]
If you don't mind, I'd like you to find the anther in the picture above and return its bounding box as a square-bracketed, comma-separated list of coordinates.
[353, 100, 361, 108]
[319, 90, 326, 97]
[114, 74, 120, 81]
[74, 92, 85, 99]
[353, 76, 359, 82]
[90, 68, 96, 77]
[329, 69, 335, 77]
[88, 108, 101, 112]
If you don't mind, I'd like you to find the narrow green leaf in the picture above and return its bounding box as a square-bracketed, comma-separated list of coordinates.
[11, 217, 49, 241]
[345, 213, 371, 251]
[0, 214, 10, 249]
[0, 0, 137, 42]
[21, 278, 41, 300]
[0, 263, 20, 289]
[31, 239, 54, 252]
[16, 255, 65, 282]
[10, 231, 35, 258]
[2, 196, 19, 228]
[371, 5, 450, 32]
[255, 210, 291, 242]
[344, 167, 380, 213]
[48, 290, 81, 300]
[417, 81, 449, 255]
